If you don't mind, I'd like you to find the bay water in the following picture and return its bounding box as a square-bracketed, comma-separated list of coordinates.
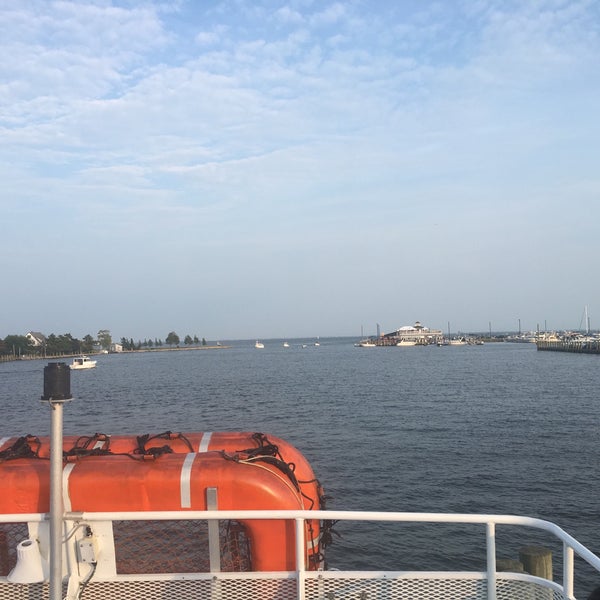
[1, 340, 599, 595]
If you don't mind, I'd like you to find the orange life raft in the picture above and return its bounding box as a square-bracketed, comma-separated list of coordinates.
[0, 432, 325, 572]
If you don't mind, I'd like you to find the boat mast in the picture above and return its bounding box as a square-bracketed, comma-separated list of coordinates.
[585, 305, 590, 334]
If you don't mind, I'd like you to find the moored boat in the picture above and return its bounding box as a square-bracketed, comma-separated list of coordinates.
[396, 340, 417, 347]
[69, 356, 97, 370]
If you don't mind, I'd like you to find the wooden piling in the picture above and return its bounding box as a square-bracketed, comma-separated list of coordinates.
[496, 558, 525, 573]
[519, 545, 552, 580]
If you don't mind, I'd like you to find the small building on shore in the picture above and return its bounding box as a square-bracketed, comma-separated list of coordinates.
[26, 331, 46, 347]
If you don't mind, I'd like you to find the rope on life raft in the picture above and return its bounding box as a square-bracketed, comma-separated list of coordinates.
[221, 432, 301, 491]
[0, 435, 42, 461]
[133, 431, 194, 458]
[64, 432, 114, 458]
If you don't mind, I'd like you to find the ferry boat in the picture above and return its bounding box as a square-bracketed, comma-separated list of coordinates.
[1, 430, 600, 599]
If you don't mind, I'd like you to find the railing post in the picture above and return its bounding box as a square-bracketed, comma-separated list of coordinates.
[295, 518, 305, 600]
[206, 488, 220, 573]
[563, 543, 574, 599]
[486, 521, 497, 600]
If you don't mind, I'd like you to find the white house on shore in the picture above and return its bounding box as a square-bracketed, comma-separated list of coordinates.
[26, 331, 46, 347]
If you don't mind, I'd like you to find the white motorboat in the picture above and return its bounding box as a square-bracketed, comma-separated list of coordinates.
[254, 341, 265, 349]
[69, 356, 97, 370]
[396, 340, 417, 347]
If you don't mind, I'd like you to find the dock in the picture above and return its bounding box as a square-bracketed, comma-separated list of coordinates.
[536, 339, 600, 354]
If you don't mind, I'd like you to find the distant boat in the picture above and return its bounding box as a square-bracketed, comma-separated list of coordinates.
[255, 341, 265, 349]
[283, 342, 290, 348]
[396, 340, 417, 347]
[70, 356, 97, 370]
[357, 340, 376, 347]
[449, 338, 467, 346]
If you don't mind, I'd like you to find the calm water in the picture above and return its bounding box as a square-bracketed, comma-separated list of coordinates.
[1, 340, 599, 594]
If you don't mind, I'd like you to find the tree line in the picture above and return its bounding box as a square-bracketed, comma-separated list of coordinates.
[0, 330, 208, 356]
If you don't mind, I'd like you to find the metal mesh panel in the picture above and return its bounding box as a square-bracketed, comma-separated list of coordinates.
[305, 577, 487, 599]
[0, 582, 67, 600]
[0, 575, 568, 600]
[0, 523, 30, 576]
[81, 578, 297, 600]
[496, 578, 565, 600]
[304, 576, 566, 600]
[113, 519, 251, 573]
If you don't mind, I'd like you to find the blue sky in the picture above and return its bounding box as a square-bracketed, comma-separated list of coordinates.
[2, 0, 599, 341]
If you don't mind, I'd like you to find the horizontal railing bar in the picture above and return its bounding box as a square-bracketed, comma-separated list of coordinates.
[4, 509, 599, 572]
[64, 509, 563, 526]
[0, 513, 44, 523]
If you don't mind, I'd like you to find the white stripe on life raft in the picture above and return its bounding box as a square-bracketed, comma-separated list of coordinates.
[180, 452, 197, 508]
[63, 463, 77, 513]
[198, 432, 212, 453]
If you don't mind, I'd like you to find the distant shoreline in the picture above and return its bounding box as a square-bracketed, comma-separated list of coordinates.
[0, 345, 231, 363]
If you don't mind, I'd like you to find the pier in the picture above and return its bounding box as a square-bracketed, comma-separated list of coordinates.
[537, 340, 600, 354]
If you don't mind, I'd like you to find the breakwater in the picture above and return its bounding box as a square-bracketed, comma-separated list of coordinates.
[536, 339, 600, 354]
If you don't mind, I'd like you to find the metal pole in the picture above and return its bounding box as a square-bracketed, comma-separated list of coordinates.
[563, 543, 574, 599]
[295, 518, 305, 600]
[486, 522, 497, 600]
[49, 401, 64, 600]
[41, 362, 72, 600]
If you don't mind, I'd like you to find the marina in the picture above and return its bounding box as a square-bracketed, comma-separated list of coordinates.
[1, 340, 600, 598]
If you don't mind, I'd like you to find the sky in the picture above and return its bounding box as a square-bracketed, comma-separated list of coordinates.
[1, 0, 599, 342]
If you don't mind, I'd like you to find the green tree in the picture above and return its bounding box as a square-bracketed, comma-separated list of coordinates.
[2, 335, 33, 356]
[202, 337, 207, 346]
[184, 335, 193, 345]
[97, 329, 112, 351]
[193, 335, 199, 344]
[166, 331, 180, 347]
[44, 333, 82, 354]
[82, 334, 95, 353]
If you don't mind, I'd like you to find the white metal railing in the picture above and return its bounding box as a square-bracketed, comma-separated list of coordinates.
[1, 510, 600, 600]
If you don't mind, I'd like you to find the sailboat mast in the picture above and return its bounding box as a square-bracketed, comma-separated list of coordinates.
[585, 305, 590, 334]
